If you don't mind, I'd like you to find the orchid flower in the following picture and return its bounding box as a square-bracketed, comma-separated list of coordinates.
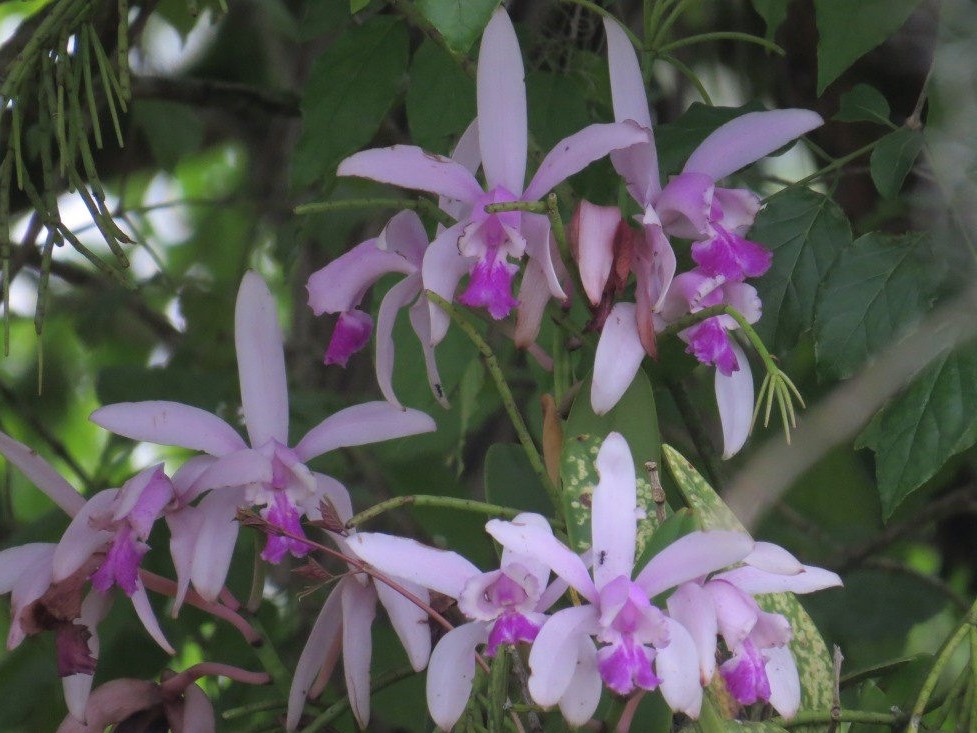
[487, 432, 755, 721]
[347, 513, 566, 730]
[667, 542, 842, 718]
[337, 8, 648, 344]
[91, 271, 436, 602]
[287, 481, 432, 731]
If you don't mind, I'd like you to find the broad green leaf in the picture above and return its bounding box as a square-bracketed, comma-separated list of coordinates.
[752, 189, 851, 354]
[856, 342, 977, 518]
[350, 0, 369, 12]
[484, 443, 552, 515]
[750, 0, 790, 41]
[526, 71, 591, 151]
[662, 444, 835, 723]
[870, 127, 924, 198]
[292, 16, 408, 189]
[132, 100, 203, 170]
[849, 681, 892, 733]
[406, 40, 476, 154]
[416, 0, 500, 54]
[814, 232, 935, 379]
[814, 0, 924, 94]
[654, 102, 765, 176]
[560, 371, 661, 554]
[834, 84, 891, 124]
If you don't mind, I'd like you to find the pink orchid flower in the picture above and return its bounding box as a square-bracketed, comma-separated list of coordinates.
[91, 271, 436, 602]
[337, 8, 648, 343]
[486, 432, 755, 722]
[347, 513, 566, 730]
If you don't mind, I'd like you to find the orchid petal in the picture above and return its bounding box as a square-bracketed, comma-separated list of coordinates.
[376, 274, 422, 409]
[181, 683, 216, 733]
[130, 582, 175, 654]
[166, 508, 200, 613]
[635, 223, 676, 315]
[307, 239, 414, 317]
[338, 145, 483, 201]
[714, 188, 762, 232]
[236, 272, 289, 447]
[705, 580, 760, 650]
[171, 455, 216, 503]
[486, 518, 597, 602]
[6, 544, 55, 649]
[657, 618, 704, 717]
[524, 121, 649, 201]
[716, 342, 754, 459]
[667, 583, 719, 683]
[341, 577, 377, 729]
[113, 465, 170, 533]
[655, 172, 715, 239]
[287, 582, 344, 731]
[478, 9, 527, 193]
[53, 490, 118, 582]
[347, 532, 480, 598]
[378, 209, 429, 263]
[592, 433, 637, 590]
[765, 645, 801, 719]
[0, 431, 85, 517]
[684, 109, 823, 181]
[635, 530, 753, 598]
[500, 513, 555, 590]
[558, 637, 602, 726]
[426, 622, 490, 730]
[91, 402, 245, 457]
[408, 298, 450, 408]
[439, 119, 481, 221]
[421, 220, 472, 344]
[62, 590, 113, 721]
[190, 489, 244, 602]
[314, 473, 354, 525]
[514, 258, 552, 349]
[375, 578, 431, 672]
[0, 543, 54, 593]
[528, 605, 599, 706]
[573, 201, 620, 306]
[716, 565, 843, 595]
[746, 541, 804, 575]
[591, 302, 645, 415]
[723, 282, 763, 324]
[188, 449, 272, 494]
[295, 402, 435, 462]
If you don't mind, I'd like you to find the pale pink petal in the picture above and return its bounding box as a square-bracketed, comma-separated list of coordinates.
[378, 209, 429, 263]
[287, 582, 344, 731]
[573, 201, 620, 306]
[426, 622, 490, 730]
[375, 274, 422, 409]
[407, 298, 450, 408]
[635, 531, 753, 598]
[524, 213, 567, 298]
[91, 402, 245, 457]
[667, 583, 718, 683]
[477, 9, 527, 193]
[7, 545, 56, 649]
[656, 618, 703, 717]
[190, 489, 244, 602]
[341, 577, 377, 729]
[440, 119, 482, 221]
[314, 473, 354, 525]
[603, 18, 653, 130]
[130, 582, 175, 654]
[375, 578, 431, 672]
[746, 541, 804, 575]
[655, 172, 715, 239]
[635, 223, 676, 314]
[592, 432, 637, 591]
[294, 402, 435, 462]
[0, 431, 85, 517]
[716, 565, 842, 595]
[514, 258, 552, 349]
[166, 508, 200, 613]
[338, 145, 483, 202]
[421, 220, 472, 344]
[113, 466, 171, 534]
[716, 342, 754, 459]
[486, 519, 597, 602]
[528, 605, 599, 706]
[684, 109, 823, 181]
[171, 455, 216, 503]
[500, 513, 555, 590]
[307, 239, 414, 317]
[722, 282, 763, 325]
[235, 272, 289, 448]
[181, 684, 216, 733]
[53, 490, 118, 582]
[705, 580, 760, 650]
[558, 636, 602, 726]
[62, 590, 113, 721]
[0, 543, 53, 593]
[524, 121, 649, 201]
[764, 645, 801, 719]
[714, 188, 762, 232]
[188, 449, 272, 494]
[347, 532, 479, 597]
[537, 578, 570, 612]
[591, 302, 645, 415]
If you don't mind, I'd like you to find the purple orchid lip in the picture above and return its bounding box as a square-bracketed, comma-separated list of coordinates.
[485, 612, 541, 656]
[324, 310, 372, 367]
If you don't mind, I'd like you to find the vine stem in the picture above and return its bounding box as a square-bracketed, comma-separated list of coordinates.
[295, 197, 453, 226]
[424, 290, 563, 512]
[658, 31, 785, 56]
[765, 139, 880, 202]
[346, 494, 563, 530]
[660, 303, 778, 374]
[776, 710, 905, 728]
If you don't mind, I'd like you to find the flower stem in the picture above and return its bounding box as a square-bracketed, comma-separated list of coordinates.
[560, 0, 643, 47]
[295, 197, 453, 226]
[248, 617, 292, 699]
[764, 139, 880, 203]
[424, 290, 563, 513]
[776, 710, 906, 728]
[484, 200, 548, 215]
[298, 665, 417, 733]
[658, 31, 784, 56]
[346, 494, 563, 530]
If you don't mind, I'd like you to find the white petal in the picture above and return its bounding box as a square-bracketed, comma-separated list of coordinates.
[656, 618, 704, 717]
[591, 433, 637, 591]
[527, 605, 598, 706]
[558, 637, 602, 726]
[375, 578, 431, 672]
[426, 622, 489, 731]
[635, 531, 753, 598]
[287, 583, 344, 731]
[53, 490, 118, 582]
[715, 342, 754, 459]
[295, 402, 435, 462]
[764, 645, 801, 719]
[666, 582, 719, 683]
[347, 532, 479, 598]
[591, 303, 645, 415]
[342, 578, 377, 729]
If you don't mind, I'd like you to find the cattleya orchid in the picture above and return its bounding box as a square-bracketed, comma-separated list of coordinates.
[337, 8, 648, 345]
[589, 17, 823, 457]
[348, 513, 565, 730]
[91, 271, 436, 602]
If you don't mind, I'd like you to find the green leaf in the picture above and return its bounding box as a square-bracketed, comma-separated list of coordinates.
[526, 71, 591, 151]
[560, 371, 661, 554]
[662, 444, 835, 722]
[292, 16, 408, 189]
[131, 100, 204, 170]
[814, 232, 936, 379]
[750, 0, 791, 41]
[856, 342, 977, 518]
[416, 0, 500, 54]
[484, 443, 552, 516]
[814, 0, 924, 94]
[406, 39, 476, 154]
[835, 83, 892, 124]
[654, 102, 765, 176]
[870, 127, 924, 198]
[350, 0, 370, 12]
[752, 189, 852, 354]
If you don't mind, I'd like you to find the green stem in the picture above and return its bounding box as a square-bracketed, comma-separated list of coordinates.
[765, 140, 879, 202]
[659, 53, 713, 104]
[295, 197, 453, 226]
[650, 0, 698, 50]
[776, 710, 905, 728]
[298, 666, 417, 733]
[425, 290, 563, 512]
[484, 200, 548, 215]
[248, 617, 292, 700]
[658, 31, 784, 56]
[560, 0, 643, 48]
[346, 494, 563, 530]
[223, 697, 292, 720]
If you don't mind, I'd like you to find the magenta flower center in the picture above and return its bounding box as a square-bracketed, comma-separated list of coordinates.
[261, 491, 313, 564]
[90, 526, 146, 596]
[324, 310, 373, 367]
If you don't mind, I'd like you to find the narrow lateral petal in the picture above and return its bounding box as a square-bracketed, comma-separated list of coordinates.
[592, 432, 638, 591]
[716, 565, 842, 595]
[655, 172, 714, 240]
[528, 605, 598, 706]
[166, 509, 200, 613]
[307, 240, 414, 316]
[426, 622, 490, 731]
[656, 618, 704, 717]
[236, 272, 289, 448]
[667, 583, 719, 683]
[0, 431, 85, 517]
[91, 402, 245, 457]
[408, 299, 450, 408]
[378, 209, 429, 263]
[477, 9, 527, 193]
[190, 490, 243, 602]
[573, 201, 620, 306]
[715, 342, 754, 459]
[744, 542, 804, 575]
[558, 637, 602, 726]
[0, 543, 54, 593]
[181, 683, 216, 733]
[286, 583, 344, 731]
[635, 530, 753, 598]
[514, 258, 552, 348]
[130, 583, 175, 654]
[603, 18, 653, 131]
[341, 578, 377, 729]
[591, 303, 646, 415]
[338, 145, 484, 202]
[375, 578, 432, 672]
[421, 220, 473, 344]
[53, 490, 118, 582]
[294, 402, 435, 462]
[684, 109, 823, 181]
[347, 532, 479, 598]
[375, 275, 422, 409]
[765, 645, 801, 719]
[187, 449, 272, 494]
[524, 122, 649, 202]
